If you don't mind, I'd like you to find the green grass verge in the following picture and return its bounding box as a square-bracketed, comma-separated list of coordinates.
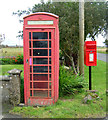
[97, 47, 108, 54]
[0, 48, 23, 56]
[0, 60, 106, 118]
[97, 51, 108, 54]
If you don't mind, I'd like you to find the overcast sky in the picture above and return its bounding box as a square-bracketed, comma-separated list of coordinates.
[0, 0, 106, 46]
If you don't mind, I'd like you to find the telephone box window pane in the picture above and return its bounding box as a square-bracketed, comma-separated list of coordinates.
[49, 66, 51, 73]
[49, 74, 51, 81]
[33, 66, 48, 73]
[29, 32, 31, 40]
[30, 90, 32, 96]
[29, 41, 31, 48]
[33, 49, 48, 56]
[33, 90, 48, 97]
[33, 82, 48, 89]
[33, 32, 48, 39]
[49, 58, 51, 64]
[49, 82, 51, 89]
[33, 58, 48, 64]
[30, 74, 32, 81]
[33, 41, 48, 48]
[29, 49, 32, 56]
[49, 49, 51, 56]
[49, 90, 51, 97]
[49, 32, 51, 39]
[49, 41, 51, 48]
[33, 74, 48, 81]
[30, 66, 32, 73]
[30, 82, 32, 88]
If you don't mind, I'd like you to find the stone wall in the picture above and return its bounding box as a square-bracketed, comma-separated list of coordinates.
[0, 69, 22, 106]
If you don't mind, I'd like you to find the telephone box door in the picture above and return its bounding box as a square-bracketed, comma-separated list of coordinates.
[25, 28, 55, 104]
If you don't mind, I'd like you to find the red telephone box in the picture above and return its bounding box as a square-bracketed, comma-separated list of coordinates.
[23, 12, 59, 106]
[84, 41, 97, 66]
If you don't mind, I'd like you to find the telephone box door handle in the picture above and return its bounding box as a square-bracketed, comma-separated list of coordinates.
[26, 59, 28, 63]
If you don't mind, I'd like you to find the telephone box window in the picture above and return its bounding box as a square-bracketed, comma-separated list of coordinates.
[33, 82, 48, 89]
[29, 32, 31, 40]
[33, 66, 48, 73]
[49, 90, 51, 97]
[30, 82, 32, 88]
[33, 32, 48, 39]
[33, 90, 48, 97]
[33, 58, 48, 64]
[49, 32, 51, 39]
[33, 41, 48, 48]
[49, 83, 51, 89]
[33, 74, 48, 81]
[49, 58, 51, 64]
[33, 49, 48, 56]
[30, 74, 32, 81]
[29, 41, 31, 48]
[30, 90, 32, 96]
[49, 74, 51, 81]
[29, 49, 32, 56]
[49, 49, 51, 56]
[49, 41, 51, 48]
[30, 66, 32, 73]
[49, 66, 51, 73]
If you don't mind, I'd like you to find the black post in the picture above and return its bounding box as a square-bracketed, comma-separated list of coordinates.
[89, 66, 91, 90]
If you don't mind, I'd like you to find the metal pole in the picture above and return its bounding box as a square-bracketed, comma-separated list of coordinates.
[89, 66, 91, 90]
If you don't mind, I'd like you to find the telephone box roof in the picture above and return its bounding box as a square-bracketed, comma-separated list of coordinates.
[23, 12, 59, 19]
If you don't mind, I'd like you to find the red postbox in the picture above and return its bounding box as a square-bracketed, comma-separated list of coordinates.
[84, 41, 97, 66]
[23, 12, 59, 106]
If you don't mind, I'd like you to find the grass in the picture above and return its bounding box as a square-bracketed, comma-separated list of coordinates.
[97, 47, 108, 54]
[0, 60, 106, 118]
[0, 47, 23, 57]
[0, 64, 24, 76]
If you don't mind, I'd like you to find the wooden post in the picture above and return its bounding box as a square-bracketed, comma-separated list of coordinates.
[79, 0, 84, 76]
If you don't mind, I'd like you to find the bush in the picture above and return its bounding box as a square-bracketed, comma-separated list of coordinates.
[0, 54, 23, 65]
[15, 54, 23, 64]
[20, 77, 24, 103]
[59, 65, 86, 97]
